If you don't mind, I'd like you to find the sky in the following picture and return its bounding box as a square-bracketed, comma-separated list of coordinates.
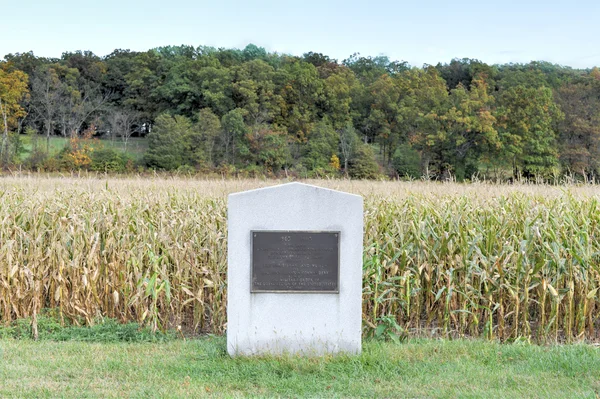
[2, 0, 600, 68]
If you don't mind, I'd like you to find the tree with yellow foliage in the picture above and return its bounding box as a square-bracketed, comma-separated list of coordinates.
[0, 64, 29, 164]
[329, 154, 341, 170]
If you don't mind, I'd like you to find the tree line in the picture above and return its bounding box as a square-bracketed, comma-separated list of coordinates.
[1, 44, 599, 180]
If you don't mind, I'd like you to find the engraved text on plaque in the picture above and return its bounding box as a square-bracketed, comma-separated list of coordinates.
[251, 231, 339, 293]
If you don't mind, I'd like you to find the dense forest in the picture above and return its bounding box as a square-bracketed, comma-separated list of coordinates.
[1, 44, 599, 180]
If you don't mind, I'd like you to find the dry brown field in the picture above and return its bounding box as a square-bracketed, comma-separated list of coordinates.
[2, 174, 600, 342]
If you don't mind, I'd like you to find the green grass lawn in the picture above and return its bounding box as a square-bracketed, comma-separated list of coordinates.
[1, 337, 599, 398]
[20, 136, 148, 161]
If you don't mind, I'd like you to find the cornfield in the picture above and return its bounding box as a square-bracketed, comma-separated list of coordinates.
[2, 174, 600, 342]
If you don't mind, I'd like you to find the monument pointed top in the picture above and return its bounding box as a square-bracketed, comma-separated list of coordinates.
[229, 181, 362, 199]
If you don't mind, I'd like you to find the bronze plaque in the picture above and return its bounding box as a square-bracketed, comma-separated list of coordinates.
[251, 231, 340, 293]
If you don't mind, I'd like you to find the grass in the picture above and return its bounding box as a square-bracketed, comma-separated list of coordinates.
[2, 177, 600, 342]
[0, 312, 174, 343]
[19, 136, 148, 160]
[1, 336, 600, 398]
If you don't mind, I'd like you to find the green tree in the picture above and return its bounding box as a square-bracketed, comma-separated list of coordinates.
[366, 74, 403, 164]
[244, 125, 290, 172]
[392, 144, 421, 179]
[3, 51, 52, 77]
[103, 49, 143, 109]
[221, 108, 248, 165]
[400, 67, 449, 178]
[496, 85, 563, 177]
[122, 50, 164, 120]
[231, 60, 280, 125]
[155, 57, 209, 117]
[145, 114, 193, 170]
[303, 121, 338, 171]
[322, 66, 358, 129]
[442, 76, 499, 179]
[196, 65, 234, 116]
[194, 108, 222, 166]
[556, 81, 600, 178]
[348, 144, 380, 179]
[278, 60, 323, 144]
[242, 44, 267, 61]
[435, 58, 497, 90]
[343, 53, 407, 84]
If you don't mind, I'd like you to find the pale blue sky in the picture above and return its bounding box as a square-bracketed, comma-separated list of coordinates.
[3, 0, 599, 68]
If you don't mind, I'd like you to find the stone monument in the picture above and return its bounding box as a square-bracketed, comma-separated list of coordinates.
[227, 182, 363, 356]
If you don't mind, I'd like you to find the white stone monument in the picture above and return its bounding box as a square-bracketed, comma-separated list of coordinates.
[227, 182, 363, 356]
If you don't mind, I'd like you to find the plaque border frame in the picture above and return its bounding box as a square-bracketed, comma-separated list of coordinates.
[250, 230, 341, 294]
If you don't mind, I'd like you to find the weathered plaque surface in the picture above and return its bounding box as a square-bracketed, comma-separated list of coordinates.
[252, 231, 339, 293]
